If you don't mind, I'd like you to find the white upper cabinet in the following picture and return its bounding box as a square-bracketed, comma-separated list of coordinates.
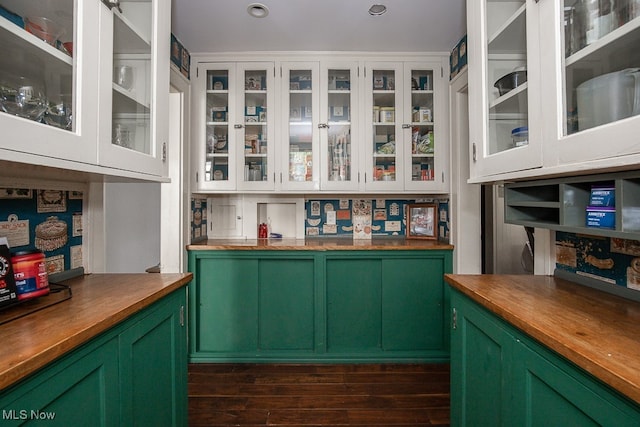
[539, 0, 640, 169]
[469, 0, 640, 182]
[0, 0, 99, 164]
[319, 61, 360, 192]
[236, 62, 276, 191]
[467, 0, 543, 181]
[363, 61, 405, 192]
[97, 0, 170, 177]
[191, 54, 450, 194]
[0, 0, 169, 179]
[280, 62, 321, 192]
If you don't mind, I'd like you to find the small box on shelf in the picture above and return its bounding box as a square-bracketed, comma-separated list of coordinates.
[586, 207, 615, 229]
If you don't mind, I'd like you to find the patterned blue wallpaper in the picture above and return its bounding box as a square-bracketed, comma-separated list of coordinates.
[304, 198, 450, 241]
[0, 188, 83, 274]
[190, 197, 208, 243]
[556, 231, 640, 291]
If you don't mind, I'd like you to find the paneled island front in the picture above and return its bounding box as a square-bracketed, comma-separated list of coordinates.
[187, 237, 453, 363]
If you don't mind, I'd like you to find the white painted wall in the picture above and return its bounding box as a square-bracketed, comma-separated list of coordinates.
[103, 182, 161, 272]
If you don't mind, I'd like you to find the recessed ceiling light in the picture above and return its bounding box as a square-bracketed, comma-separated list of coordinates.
[368, 4, 387, 16]
[247, 3, 269, 18]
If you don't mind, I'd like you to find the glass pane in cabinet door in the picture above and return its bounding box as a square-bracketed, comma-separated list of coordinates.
[564, 0, 640, 135]
[327, 69, 351, 182]
[205, 70, 229, 182]
[243, 69, 268, 182]
[112, 1, 152, 154]
[289, 70, 313, 182]
[372, 70, 397, 182]
[486, 1, 529, 155]
[410, 69, 435, 181]
[0, 0, 75, 131]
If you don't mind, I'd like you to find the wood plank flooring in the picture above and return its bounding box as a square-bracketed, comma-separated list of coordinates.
[188, 363, 450, 426]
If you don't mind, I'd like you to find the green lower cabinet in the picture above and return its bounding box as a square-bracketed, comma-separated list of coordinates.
[0, 337, 120, 426]
[119, 289, 187, 427]
[189, 249, 452, 362]
[0, 288, 187, 427]
[450, 288, 640, 427]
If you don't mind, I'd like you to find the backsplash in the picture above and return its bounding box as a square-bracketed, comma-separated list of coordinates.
[556, 231, 640, 292]
[0, 188, 83, 274]
[304, 198, 449, 241]
[190, 197, 208, 243]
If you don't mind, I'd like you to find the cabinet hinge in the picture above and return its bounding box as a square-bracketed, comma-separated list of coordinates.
[472, 143, 477, 162]
[180, 305, 185, 327]
[452, 308, 457, 330]
[162, 142, 167, 162]
[441, 67, 443, 78]
[195, 171, 199, 183]
[442, 171, 445, 183]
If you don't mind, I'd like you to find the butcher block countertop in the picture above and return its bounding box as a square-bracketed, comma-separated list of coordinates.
[445, 274, 640, 405]
[187, 237, 453, 251]
[0, 273, 192, 392]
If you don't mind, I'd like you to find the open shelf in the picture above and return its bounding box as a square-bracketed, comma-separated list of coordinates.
[505, 171, 640, 240]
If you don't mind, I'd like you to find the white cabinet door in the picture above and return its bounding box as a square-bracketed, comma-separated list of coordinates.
[402, 61, 449, 193]
[97, 0, 169, 177]
[0, 0, 99, 164]
[279, 62, 320, 191]
[363, 61, 405, 192]
[539, 0, 640, 169]
[236, 62, 276, 192]
[467, 0, 543, 181]
[193, 63, 237, 191]
[319, 61, 360, 192]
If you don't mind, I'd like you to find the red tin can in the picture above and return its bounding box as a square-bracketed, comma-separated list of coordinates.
[11, 250, 50, 301]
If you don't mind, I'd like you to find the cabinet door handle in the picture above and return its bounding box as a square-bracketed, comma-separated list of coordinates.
[179, 305, 185, 327]
[401, 124, 412, 129]
[472, 143, 477, 162]
[452, 308, 457, 330]
[318, 123, 329, 129]
[234, 124, 244, 129]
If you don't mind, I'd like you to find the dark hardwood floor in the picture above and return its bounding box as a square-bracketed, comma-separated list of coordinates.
[188, 363, 450, 426]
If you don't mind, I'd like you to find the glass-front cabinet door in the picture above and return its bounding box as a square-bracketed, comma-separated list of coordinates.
[403, 62, 448, 192]
[197, 64, 235, 190]
[364, 62, 404, 191]
[281, 62, 320, 191]
[320, 62, 359, 191]
[236, 63, 275, 191]
[540, 0, 640, 166]
[467, 0, 542, 179]
[0, 0, 99, 163]
[98, 0, 169, 176]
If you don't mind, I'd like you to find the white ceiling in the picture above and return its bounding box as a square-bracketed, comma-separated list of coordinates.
[171, 0, 467, 55]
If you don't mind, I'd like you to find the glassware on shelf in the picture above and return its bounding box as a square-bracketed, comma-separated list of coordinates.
[0, 82, 47, 121]
[44, 100, 72, 130]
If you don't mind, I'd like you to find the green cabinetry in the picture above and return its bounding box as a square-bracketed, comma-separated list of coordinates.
[450, 288, 640, 427]
[0, 288, 187, 427]
[188, 249, 452, 362]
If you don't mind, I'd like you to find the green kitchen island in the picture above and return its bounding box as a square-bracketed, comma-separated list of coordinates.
[187, 237, 453, 363]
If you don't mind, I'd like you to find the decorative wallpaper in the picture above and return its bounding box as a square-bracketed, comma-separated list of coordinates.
[0, 188, 83, 274]
[190, 197, 208, 243]
[304, 198, 449, 241]
[556, 231, 640, 291]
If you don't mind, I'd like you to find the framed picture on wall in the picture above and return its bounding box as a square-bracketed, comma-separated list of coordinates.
[406, 203, 437, 240]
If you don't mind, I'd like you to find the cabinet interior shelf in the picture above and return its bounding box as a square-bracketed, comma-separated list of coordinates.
[114, 10, 151, 54]
[489, 83, 528, 113]
[488, 3, 526, 54]
[565, 16, 640, 70]
[0, 17, 72, 73]
[206, 121, 228, 125]
[207, 90, 229, 94]
[505, 171, 640, 240]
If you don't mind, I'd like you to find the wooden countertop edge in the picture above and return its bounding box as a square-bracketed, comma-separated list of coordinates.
[445, 274, 640, 405]
[187, 238, 453, 251]
[0, 273, 192, 391]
